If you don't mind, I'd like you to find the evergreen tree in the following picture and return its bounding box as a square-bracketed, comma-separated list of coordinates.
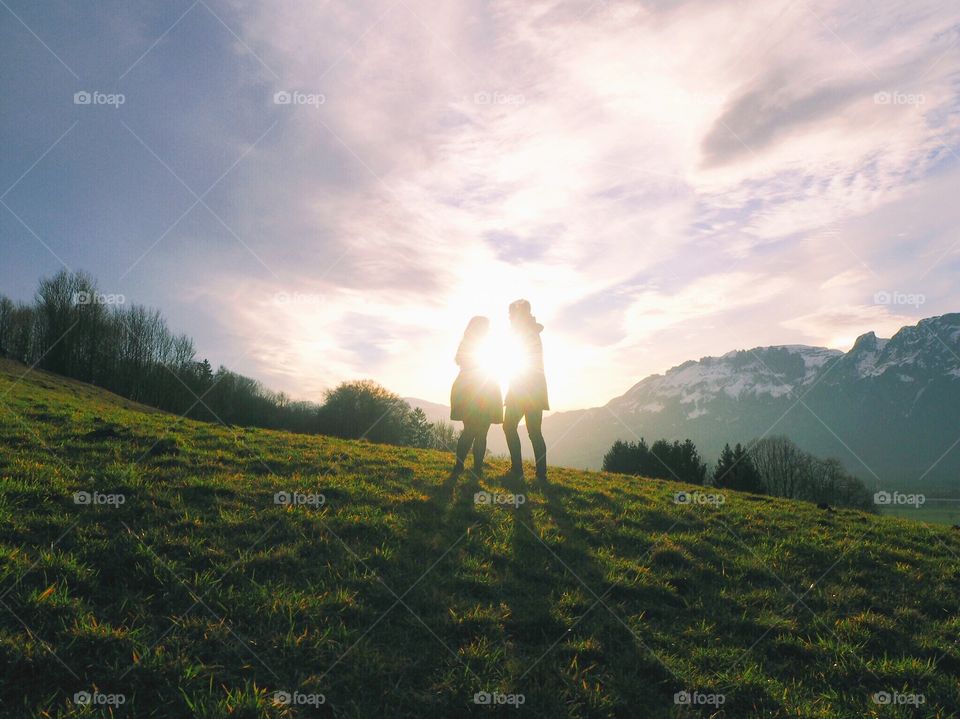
[713, 442, 765, 492]
[198, 358, 214, 386]
[602, 437, 706, 484]
[601, 440, 633, 473]
[405, 407, 433, 448]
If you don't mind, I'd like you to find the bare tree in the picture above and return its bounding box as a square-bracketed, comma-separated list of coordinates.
[749, 435, 872, 509]
[748, 435, 810, 499]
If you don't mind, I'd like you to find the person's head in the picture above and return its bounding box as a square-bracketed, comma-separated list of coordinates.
[508, 299, 532, 325]
[462, 315, 490, 341]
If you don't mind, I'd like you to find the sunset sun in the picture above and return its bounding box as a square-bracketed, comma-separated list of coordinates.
[473, 326, 530, 392]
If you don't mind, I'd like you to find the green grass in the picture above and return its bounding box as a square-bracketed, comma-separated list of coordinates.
[0, 358, 958, 718]
[879, 504, 960, 527]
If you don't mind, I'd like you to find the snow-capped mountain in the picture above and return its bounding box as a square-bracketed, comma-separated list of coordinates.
[542, 313, 960, 489]
[610, 345, 842, 419]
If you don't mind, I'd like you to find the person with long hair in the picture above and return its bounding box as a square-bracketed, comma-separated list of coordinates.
[450, 316, 503, 477]
[503, 299, 549, 481]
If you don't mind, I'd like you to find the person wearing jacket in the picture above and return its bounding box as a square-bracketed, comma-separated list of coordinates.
[450, 316, 503, 477]
[503, 299, 549, 481]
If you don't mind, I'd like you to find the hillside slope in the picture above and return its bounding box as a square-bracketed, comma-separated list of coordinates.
[0, 359, 958, 718]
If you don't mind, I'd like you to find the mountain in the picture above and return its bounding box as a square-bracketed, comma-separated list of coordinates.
[404, 397, 453, 425]
[542, 313, 960, 489]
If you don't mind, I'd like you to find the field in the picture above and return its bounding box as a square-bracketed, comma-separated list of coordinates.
[0, 358, 958, 717]
[880, 504, 960, 527]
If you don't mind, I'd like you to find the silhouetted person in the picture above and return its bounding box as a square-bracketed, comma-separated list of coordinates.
[450, 316, 503, 477]
[503, 299, 548, 481]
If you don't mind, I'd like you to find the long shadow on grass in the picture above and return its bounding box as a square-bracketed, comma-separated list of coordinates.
[310, 468, 492, 715]
[500, 477, 680, 715]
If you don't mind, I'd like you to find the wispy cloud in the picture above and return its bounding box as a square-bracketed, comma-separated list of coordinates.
[4, 0, 959, 408]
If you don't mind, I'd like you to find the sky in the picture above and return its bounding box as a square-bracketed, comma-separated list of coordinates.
[2, 0, 960, 411]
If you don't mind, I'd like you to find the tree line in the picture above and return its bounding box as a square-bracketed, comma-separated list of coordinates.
[744, 435, 873, 509]
[602, 434, 873, 510]
[0, 270, 456, 449]
[601, 438, 708, 485]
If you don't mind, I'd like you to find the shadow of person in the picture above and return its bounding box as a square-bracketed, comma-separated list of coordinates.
[499, 478, 680, 709]
[433, 467, 464, 504]
[503, 490, 565, 646]
[296, 458, 498, 714]
[499, 470, 525, 495]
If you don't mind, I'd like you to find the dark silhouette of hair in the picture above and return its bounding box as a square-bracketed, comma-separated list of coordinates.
[462, 315, 489, 340]
[456, 315, 489, 365]
[509, 299, 531, 319]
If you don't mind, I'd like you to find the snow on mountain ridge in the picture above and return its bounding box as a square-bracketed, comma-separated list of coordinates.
[617, 344, 843, 410]
[541, 314, 960, 475]
[611, 316, 960, 420]
[843, 314, 960, 379]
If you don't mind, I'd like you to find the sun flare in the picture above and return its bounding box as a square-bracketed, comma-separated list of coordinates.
[473, 327, 529, 393]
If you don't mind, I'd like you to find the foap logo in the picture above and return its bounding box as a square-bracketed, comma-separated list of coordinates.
[873, 490, 925, 508]
[873, 290, 925, 308]
[73, 290, 125, 306]
[474, 490, 526, 508]
[674, 690, 725, 707]
[274, 491, 326, 507]
[73, 690, 126, 707]
[873, 91, 925, 107]
[73, 490, 126, 507]
[273, 291, 322, 306]
[472, 91, 525, 106]
[673, 490, 725, 506]
[273, 90, 325, 107]
[473, 691, 525, 707]
[74, 90, 125, 108]
[272, 690, 326, 706]
[872, 690, 925, 706]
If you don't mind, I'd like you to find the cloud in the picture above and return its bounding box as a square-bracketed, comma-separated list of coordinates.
[623, 272, 792, 338]
[781, 304, 918, 348]
[119, 0, 960, 407]
[820, 268, 873, 290]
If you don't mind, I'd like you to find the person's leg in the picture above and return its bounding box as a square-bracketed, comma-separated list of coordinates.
[526, 409, 547, 479]
[503, 406, 523, 475]
[472, 421, 490, 474]
[454, 423, 476, 474]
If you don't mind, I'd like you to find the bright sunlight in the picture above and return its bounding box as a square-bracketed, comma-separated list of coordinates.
[474, 325, 529, 393]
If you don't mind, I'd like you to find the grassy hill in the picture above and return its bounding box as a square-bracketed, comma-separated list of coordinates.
[0, 358, 958, 718]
